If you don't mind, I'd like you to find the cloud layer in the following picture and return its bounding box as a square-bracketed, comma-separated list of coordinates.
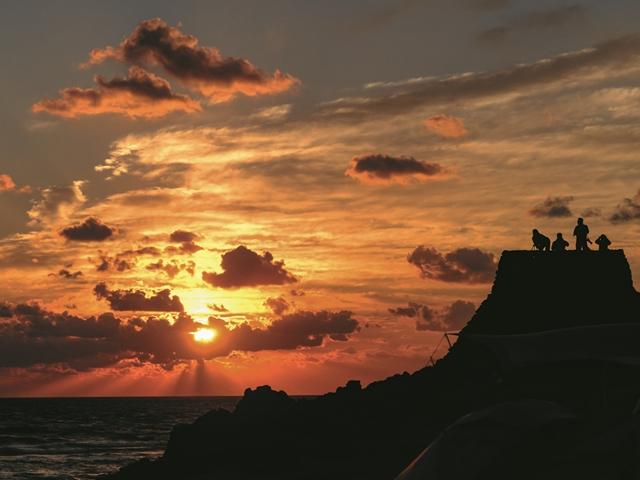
[319, 34, 640, 119]
[0, 304, 358, 370]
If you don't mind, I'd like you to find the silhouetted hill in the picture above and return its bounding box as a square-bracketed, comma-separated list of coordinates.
[463, 250, 640, 334]
[105, 251, 640, 479]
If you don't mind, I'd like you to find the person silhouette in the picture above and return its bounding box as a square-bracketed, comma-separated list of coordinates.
[551, 233, 569, 252]
[595, 234, 611, 251]
[532, 229, 550, 251]
[573, 218, 590, 251]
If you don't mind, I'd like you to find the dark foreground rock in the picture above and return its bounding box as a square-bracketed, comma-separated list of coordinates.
[106, 250, 640, 479]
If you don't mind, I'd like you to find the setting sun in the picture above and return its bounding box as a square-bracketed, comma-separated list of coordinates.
[192, 328, 217, 343]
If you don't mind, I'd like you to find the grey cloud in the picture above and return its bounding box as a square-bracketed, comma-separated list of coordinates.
[264, 296, 290, 315]
[346, 154, 443, 184]
[202, 245, 297, 288]
[529, 196, 574, 218]
[609, 190, 640, 223]
[390, 300, 476, 331]
[94, 283, 184, 312]
[60, 217, 115, 241]
[146, 259, 195, 278]
[50, 269, 83, 280]
[408, 246, 497, 283]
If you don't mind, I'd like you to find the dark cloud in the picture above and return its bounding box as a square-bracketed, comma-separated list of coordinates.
[50, 269, 83, 280]
[85, 18, 299, 102]
[166, 231, 203, 255]
[207, 303, 228, 313]
[290, 289, 305, 297]
[478, 5, 588, 43]
[165, 242, 203, 255]
[202, 245, 297, 288]
[346, 154, 443, 184]
[581, 207, 602, 218]
[126, 246, 163, 256]
[169, 230, 199, 243]
[529, 196, 574, 218]
[95, 247, 162, 272]
[318, 34, 640, 119]
[0, 304, 358, 370]
[97, 255, 132, 272]
[0, 303, 13, 317]
[33, 66, 200, 119]
[390, 300, 476, 331]
[146, 259, 195, 278]
[264, 296, 290, 315]
[94, 283, 184, 312]
[609, 190, 640, 223]
[408, 246, 497, 283]
[60, 217, 115, 241]
[231, 310, 359, 351]
[0, 305, 123, 370]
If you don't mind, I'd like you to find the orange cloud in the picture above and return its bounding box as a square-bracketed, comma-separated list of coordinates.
[424, 115, 469, 138]
[0, 174, 16, 191]
[32, 67, 201, 119]
[85, 18, 300, 103]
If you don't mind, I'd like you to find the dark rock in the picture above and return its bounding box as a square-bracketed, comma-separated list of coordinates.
[234, 385, 294, 417]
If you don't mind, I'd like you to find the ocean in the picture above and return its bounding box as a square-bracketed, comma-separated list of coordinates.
[0, 397, 240, 479]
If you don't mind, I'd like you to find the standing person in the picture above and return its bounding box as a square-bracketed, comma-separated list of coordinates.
[552, 233, 569, 252]
[573, 218, 590, 251]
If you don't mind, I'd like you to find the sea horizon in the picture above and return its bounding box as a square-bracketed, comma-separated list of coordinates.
[0, 396, 247, 479]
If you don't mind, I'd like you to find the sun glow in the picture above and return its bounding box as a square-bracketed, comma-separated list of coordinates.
[192, 328, 217, 343]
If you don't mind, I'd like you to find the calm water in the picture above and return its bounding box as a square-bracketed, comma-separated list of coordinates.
[0, 397, 240, 480]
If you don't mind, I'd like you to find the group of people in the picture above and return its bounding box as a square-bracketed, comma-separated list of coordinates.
[532, 218, 611, 252]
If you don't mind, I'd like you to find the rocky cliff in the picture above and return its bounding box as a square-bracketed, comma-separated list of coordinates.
[463, 250, 640, 334]
[106, 250, 640, 479]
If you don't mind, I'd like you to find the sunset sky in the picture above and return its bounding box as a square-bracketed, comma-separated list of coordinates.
[2, 0, 640, 396]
